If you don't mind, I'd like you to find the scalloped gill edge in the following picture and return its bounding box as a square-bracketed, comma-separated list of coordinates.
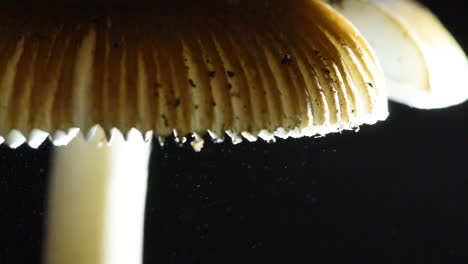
[0, 126, 152, 149]
[0, 119, 375, 151]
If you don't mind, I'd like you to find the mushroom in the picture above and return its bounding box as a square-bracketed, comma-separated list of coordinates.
[327, 0, 468, 109]
[0, 0, 464, 263]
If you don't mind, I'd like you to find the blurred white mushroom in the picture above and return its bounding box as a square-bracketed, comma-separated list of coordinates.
[327, 0, 468, 109]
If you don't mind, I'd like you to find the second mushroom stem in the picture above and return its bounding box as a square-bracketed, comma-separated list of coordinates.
[44, 126, 152, 264]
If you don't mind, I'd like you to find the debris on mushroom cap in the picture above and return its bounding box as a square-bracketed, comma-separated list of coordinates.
[327, 0, 468, 109]
[0, 0, 388, 150]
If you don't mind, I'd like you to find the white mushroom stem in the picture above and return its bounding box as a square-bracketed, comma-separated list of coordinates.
[44, 126, 152, 264]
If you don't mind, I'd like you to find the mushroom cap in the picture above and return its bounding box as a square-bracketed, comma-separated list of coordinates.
[0, 0, 388, 148]
[328, 0, 468, 109]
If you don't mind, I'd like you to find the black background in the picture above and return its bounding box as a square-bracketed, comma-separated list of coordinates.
[1, 1, 468, 263]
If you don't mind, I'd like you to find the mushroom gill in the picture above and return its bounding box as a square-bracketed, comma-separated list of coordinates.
[0, 0, 387, 148]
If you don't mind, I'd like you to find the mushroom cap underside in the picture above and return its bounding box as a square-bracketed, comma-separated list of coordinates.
[0, 0, 387, 148]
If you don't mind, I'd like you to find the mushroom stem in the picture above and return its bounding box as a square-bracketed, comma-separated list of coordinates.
[44, 127, 152, 264]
